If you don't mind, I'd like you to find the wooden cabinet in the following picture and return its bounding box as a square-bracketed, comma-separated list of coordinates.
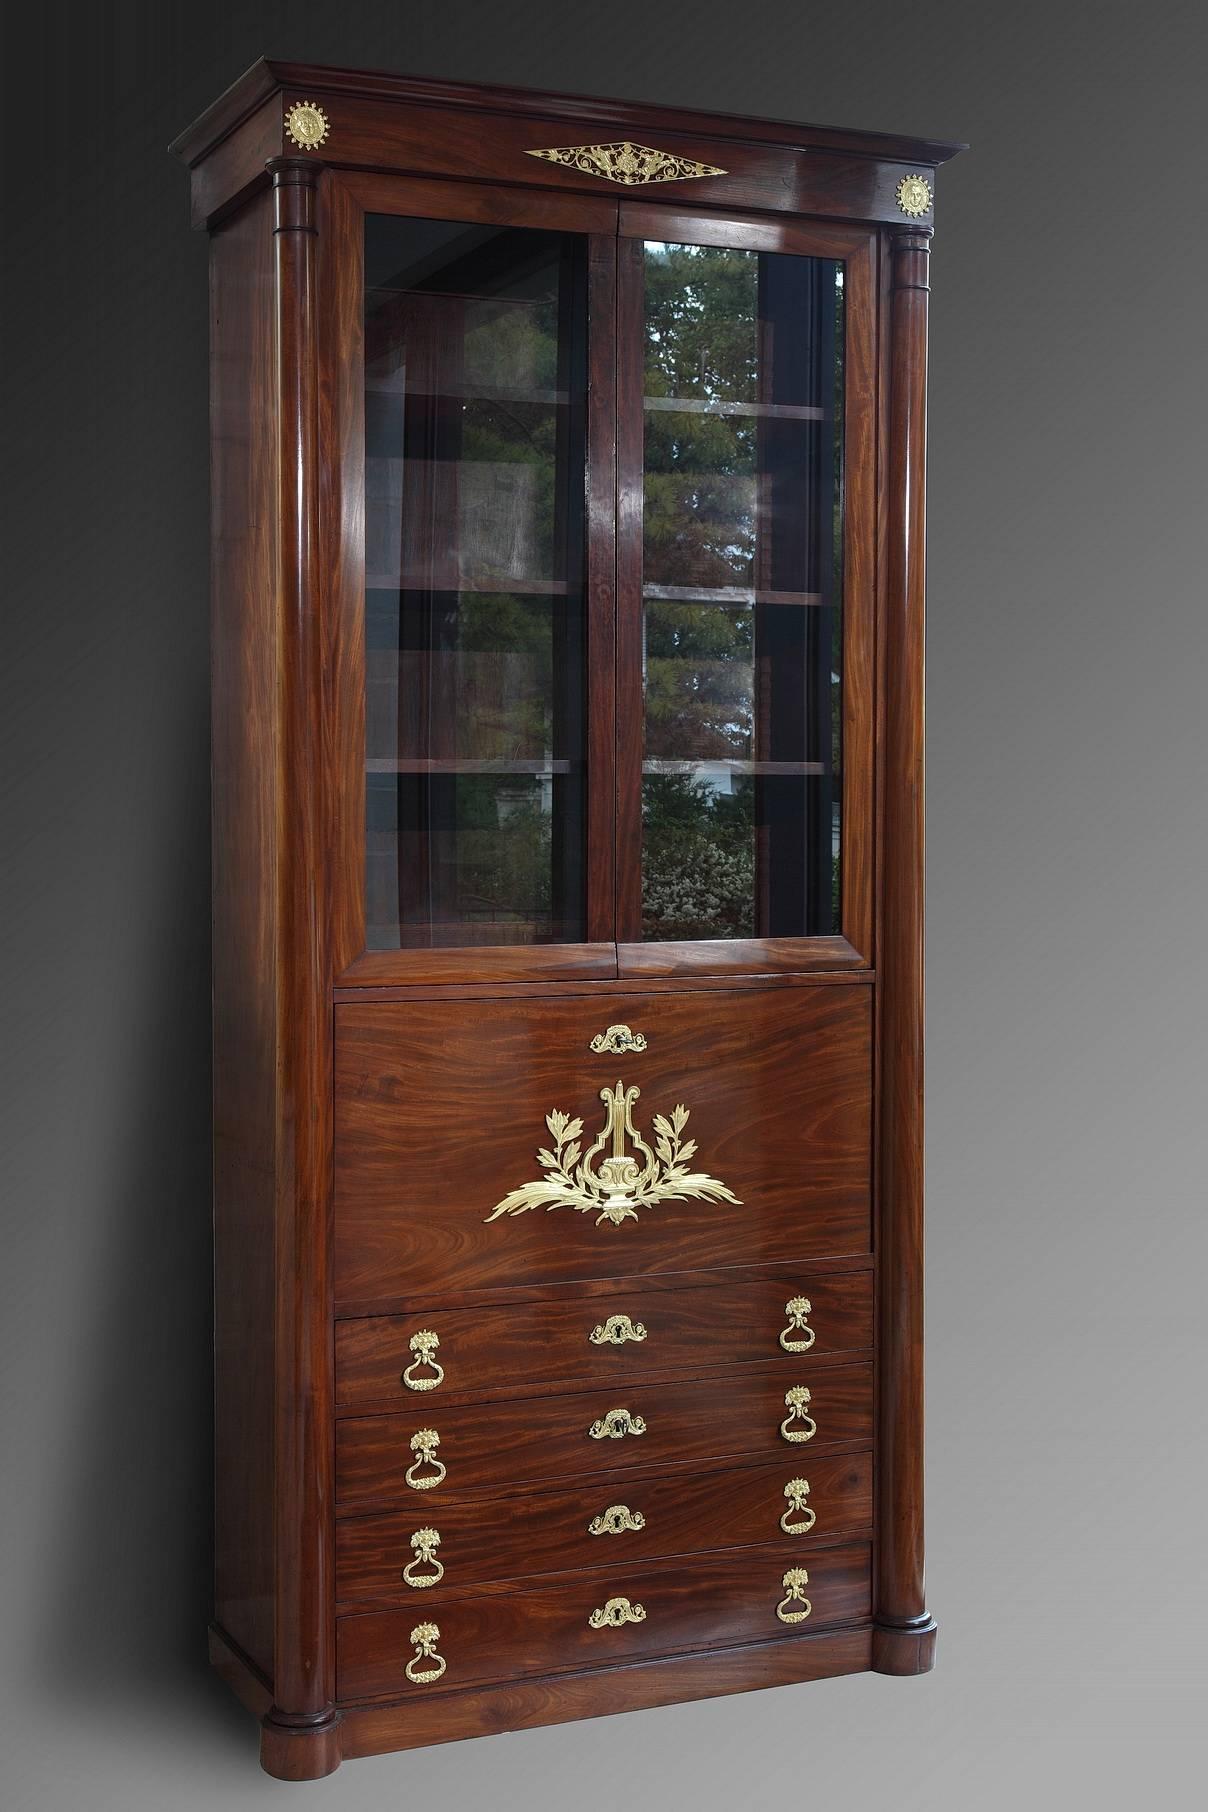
[175, 57, 962, 1779]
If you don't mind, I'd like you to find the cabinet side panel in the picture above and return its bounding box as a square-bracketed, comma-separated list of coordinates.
[211, 190, 279, 1681]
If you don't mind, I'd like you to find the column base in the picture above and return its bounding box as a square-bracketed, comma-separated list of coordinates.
[260, 1708, 343, 1781]
[871, 1616, 937, 1676]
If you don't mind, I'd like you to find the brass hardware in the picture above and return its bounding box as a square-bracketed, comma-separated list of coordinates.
[403, 1526, 444, 1589]
[284, 102, 330, 150]
[779, 1386, 817, 1444]
[896, 173, 933, 218]
[589, 1407, 647, 1441]
[590, 1024, 647, 1054]
[780, 1479, 816, 1535]
[588, 1504, 646, 1536]
[405, 1621, 446, 1685]
[776, 1568, 812, 1624]
[778, 1296, 816, 1353]
[588, 1596, 647, 1628]
[406, 1428, 446, 1492]
[526, 142, 726, 186]
[589, 1313, 648, 1346]
[403, 1329, 444, 1392]
[485, 1087, 739, 1227]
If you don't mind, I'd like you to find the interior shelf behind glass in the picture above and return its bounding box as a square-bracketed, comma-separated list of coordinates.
[639, 239, 844, 944]
[363, 216, 589, 952]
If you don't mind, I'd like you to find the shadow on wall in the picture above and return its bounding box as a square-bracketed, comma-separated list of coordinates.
[35, 690, 249, 1759]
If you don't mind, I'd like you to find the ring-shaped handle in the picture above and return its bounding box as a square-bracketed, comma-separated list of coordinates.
[779, 1413, 817, 1442]
[402, 1527, 444, 1589]
[403, 1329, 445, 1393]
[780, 1478, 816, 1534]
[776, 1593, 813, 1624]
[778, 1295, 817, 1353]
[405, 1622, 447, 1684]
[405, 1429, 446, 1491]
[779, 1387, 817, 1443]
[776, 1569, 812, 1624]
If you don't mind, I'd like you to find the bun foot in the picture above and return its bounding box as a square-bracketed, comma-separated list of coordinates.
[260, 1709, 342, 1780]
[871, 1617, 937, 1676]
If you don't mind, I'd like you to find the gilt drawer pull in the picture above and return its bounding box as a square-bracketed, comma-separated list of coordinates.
[588, 1504, 646, 1536]
[780, 1478, 816, 1534]
[588, 1596, 646, 1629]
[779, 1296, 816, 1352]
[405, 1621, 446, 1685]
[405, 1428, 446, 1491]
[403, 1527, 444, 1589]
[589, 1313, 648, 1346]
[589, 1407, 647, 1440]
[780, 1386, 817, 1443]
[403, 1329, 444, 1393]
[776, 1568, 812, 1624]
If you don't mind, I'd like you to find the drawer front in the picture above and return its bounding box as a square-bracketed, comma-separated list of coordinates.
[336, 1270, 873, 1411]
[335, 986, 872, 1305]
[337, 1451, 872, 1604]
[337, 1360, 872, 1510]
[337, 1541, 871, 1701]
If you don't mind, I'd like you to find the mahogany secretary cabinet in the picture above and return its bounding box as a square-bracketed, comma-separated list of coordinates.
[173, 59, 963, 1779]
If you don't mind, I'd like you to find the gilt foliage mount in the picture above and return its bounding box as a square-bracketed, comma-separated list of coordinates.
[525, 141, 727, 186]
[485, 1082, 741, 1227]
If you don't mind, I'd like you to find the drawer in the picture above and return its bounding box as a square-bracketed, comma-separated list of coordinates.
[336, 1358, 872, 1510]
[335, 986, 871, 1306]
[335, 1269, 874, 1411]
[337, 1540, 871, 1702]
[337, 1451, 873, 1604]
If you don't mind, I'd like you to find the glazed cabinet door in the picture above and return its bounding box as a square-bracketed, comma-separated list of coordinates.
[613, 210, 877, 974]
[325, 176, 620, 984]
[323, 181, 877, 986]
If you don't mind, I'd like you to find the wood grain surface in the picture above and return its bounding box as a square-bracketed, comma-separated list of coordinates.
[337, 1359, 872, 1509]
[337, 1539, 871, 1700]
[335, 1269, 872, 1410]
[873, 228, 935, 1666]
[209, 188, 279, 1683]
[335, 985, 872, 1300]
[336, 1450, 873, 1604]
[265, 156, 337, 1735]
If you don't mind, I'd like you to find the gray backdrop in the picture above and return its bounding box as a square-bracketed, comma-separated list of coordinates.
[3, 2, 1205, 1805]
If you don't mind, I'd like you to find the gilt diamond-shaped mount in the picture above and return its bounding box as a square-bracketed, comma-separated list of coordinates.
[526, 140, 727, 186]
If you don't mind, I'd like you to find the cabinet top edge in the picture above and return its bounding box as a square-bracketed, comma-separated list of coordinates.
[169, 55, 968, 171]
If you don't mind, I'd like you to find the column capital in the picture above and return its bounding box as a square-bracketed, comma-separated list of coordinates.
[267, 157, 321, 232]
[890, 227, 932, 292]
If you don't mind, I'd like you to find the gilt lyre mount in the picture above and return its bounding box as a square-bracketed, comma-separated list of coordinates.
[485, 1081, 740, 1227]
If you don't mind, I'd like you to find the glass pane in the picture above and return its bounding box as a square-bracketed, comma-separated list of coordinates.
[364, 216, 588, 949]
[640, 241, 844, 941]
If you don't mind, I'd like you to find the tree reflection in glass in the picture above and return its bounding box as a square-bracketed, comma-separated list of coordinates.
[639, 242, 844, 943]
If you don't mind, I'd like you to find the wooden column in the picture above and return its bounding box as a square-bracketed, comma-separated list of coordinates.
[260, 156, 341, 1779]
[872, 225, 937, 1675]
